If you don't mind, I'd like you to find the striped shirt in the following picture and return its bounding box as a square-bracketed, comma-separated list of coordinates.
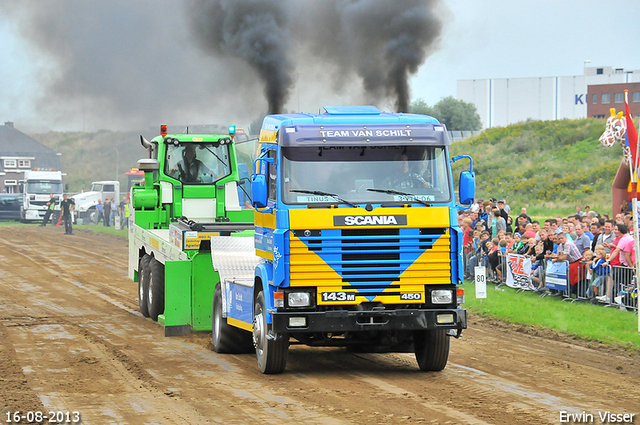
[559, 240, 582, 263]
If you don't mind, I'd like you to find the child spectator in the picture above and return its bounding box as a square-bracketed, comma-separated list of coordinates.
[487, 238, 504, 282]
[589, 245, 610, 303]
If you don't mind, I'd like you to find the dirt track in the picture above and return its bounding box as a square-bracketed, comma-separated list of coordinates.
[1, 225, 639, 425]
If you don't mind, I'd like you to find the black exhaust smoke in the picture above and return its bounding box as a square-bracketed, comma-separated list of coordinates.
[190, 0, 293, 114]
[190, 0, 443, 114]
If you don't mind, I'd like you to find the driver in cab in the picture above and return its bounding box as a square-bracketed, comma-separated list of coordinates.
[169, 144, 217, 183]
[385, 154, 430, 189]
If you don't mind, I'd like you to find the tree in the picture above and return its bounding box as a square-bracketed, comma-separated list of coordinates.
[409, 98, 433, 116]
[409, 97, 482, 131]
[431, 96, 482, 131]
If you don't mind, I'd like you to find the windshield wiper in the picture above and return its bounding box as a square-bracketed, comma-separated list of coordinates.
[367, 188, 431, 206]
[290, 189, 358, 208]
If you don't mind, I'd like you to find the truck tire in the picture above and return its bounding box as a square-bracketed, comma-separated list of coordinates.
[87, 207, 98, 224]
[138, 255, 151, 317]
[147, 258, 165, 321]
[414, 329, 450, 372]
[212, 284, 253, 353]
[253, 291, 288, 374]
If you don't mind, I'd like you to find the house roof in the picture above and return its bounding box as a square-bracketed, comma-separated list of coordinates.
[0, 122, 62, 171]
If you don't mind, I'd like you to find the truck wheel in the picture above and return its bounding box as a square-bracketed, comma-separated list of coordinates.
[414, 329, 450, 371]
[253, 291, 288, 374]
[147, 258, 165, 321]
[87, 207, 98, 224]
[138, 255, 151, 317]
[212, 284, 253, 353]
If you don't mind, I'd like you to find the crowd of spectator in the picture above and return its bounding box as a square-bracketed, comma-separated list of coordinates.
[459, 198, 637, 307]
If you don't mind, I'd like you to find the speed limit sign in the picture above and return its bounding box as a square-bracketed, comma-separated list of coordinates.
[475, 266, 487, 299]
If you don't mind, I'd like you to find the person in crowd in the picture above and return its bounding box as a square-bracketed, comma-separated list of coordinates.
[60, 194, 75, 235]
[104, 197, 111, 227]
[120, 196, 129, 229]
[479, 201, 491, 228]
[566, 222, 576, 242]
[505, 215, 513, 234]
[40, 194, 56, 227]
[590, 222, 601, 252]
[576, 206, 585, 217]
[110, 197, 118, 227]
[95, 199, 104, 225]
[510, 233, 523, 253]
[597, 220, 615, 254]
[526, 237, 538, 255]
[556, 216, 564, 233]
[531, 243, 546, 290]
[602, 223, 633, 303]
[516, 234, 531, 255]
[537, 230, 555, 259]
[496, 200, 509, 222]
[531, 221, 541, 240]
[487, 237, 503, 282]
[573, 223, 591, 255]
[549, 219, 560, 235]
[589, 245, 610, 303]
[553, 233, 582, 264]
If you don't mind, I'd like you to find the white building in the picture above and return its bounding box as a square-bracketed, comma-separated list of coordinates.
[457, 66, 640, 129]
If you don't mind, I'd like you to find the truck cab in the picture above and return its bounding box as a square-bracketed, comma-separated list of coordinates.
[213, 106, 475, 373]
[72, 180, 120, 224]
[21, 170, 63, 222]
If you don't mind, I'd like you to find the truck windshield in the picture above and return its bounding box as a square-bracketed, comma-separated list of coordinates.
[281, 145, 451, 205]
[90, 184, 102, 191]
[165, 142, 231, 184]
[26, 181, 63, 194]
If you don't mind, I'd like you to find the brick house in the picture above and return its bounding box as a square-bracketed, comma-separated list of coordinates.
[587, 83, 640, 119]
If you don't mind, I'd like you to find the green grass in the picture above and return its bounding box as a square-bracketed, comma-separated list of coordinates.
[449, 118, 635, 216]
[461, 281, 640, 350]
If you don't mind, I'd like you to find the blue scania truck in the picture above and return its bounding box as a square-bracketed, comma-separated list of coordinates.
[210, 106, 475, 374]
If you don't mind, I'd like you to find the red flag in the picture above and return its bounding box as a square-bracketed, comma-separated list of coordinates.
[624, 89, 638, 171]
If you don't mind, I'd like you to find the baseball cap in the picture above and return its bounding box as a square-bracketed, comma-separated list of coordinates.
[498, 199, 506, 204]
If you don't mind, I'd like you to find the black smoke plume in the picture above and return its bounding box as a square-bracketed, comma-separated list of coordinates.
[0, 0, 443, 131]
[298, 0, 443, 112]
[189, 0, 442, 113]
[190, 0, 292, 114]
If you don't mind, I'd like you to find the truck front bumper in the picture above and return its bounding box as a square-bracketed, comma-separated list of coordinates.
[272, 308, 466, 333]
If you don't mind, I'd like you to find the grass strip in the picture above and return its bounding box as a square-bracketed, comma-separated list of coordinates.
[461, 282, 640, 350]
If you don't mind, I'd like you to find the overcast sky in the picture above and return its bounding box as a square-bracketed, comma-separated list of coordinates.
[1, 0, 639, 133]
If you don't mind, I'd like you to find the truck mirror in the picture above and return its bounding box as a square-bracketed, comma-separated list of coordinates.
[459, 171, 475, 205]
[251, 174, 268, 208]
[65, 184, 69, 191]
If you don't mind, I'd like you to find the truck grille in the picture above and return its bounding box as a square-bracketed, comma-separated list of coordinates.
[290, 228, 451, 291]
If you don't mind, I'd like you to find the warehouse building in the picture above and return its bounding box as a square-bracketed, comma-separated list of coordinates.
[458, 66, 640, 129]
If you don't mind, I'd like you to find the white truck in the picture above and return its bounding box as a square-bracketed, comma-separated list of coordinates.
[71, 180, 120, 224]
[21, 170, 64, 222]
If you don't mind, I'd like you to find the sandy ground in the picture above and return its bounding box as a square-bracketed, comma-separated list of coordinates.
[1, 225, 639, 425]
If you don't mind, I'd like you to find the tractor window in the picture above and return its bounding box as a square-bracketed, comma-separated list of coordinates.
[165, 142, 231, 184]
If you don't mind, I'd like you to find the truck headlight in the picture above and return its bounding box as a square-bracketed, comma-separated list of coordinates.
[431, 289, 453, 304]
[288, 292, 311, 307]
